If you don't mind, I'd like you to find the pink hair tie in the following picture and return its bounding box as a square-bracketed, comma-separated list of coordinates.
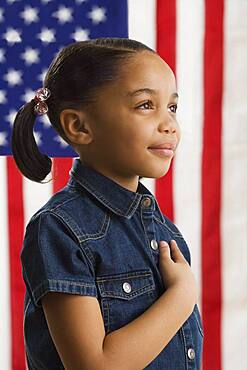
[33, 87, 51, 115]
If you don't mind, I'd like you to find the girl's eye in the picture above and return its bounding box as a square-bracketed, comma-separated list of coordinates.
[136, 101, 178, 113]
[137, 100, 153, 110]
[168, 104, 178, 113]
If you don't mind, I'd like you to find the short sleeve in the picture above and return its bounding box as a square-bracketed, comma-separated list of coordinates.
[21, 211, 98, 308]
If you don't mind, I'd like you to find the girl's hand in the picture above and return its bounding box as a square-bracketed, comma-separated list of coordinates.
[158, 240, 198, 305]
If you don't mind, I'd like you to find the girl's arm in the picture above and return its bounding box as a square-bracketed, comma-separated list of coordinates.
[42, 240, 197, 370]
[41, 283, 195, 370]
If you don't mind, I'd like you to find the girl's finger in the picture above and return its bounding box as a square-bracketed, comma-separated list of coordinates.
[159, 241, 171, 259]
[169, 240, 186, 261]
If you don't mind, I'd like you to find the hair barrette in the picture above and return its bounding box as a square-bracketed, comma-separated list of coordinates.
[33, 87, 51, 115]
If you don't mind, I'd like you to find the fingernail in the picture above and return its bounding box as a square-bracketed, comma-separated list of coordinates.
[160, 241, 168, 247]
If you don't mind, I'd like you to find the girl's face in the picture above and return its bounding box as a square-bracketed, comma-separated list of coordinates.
[79, 50, 181, 192]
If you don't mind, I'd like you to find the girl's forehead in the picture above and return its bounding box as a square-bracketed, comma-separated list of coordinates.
[116, 52, 176, 92]
[121, 51, 173, 76]
[94, 52, 176, 103]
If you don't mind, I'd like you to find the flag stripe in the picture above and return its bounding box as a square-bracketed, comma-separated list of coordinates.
[202, 1, 224, 369]
[127, 0, 156, 53]
[23, 173, 53, 229]
[174, 0, 204, 324]
[127, 0, 156, 196]
[7, 157, 26, 370]
[222, 2, 247, 369]
[155, 0, 176, 221]
[0, 157, 11, 370]
[52, 157, 74, 194]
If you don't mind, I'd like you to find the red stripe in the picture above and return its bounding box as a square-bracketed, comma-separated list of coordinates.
[202, 1, 224, 369]
[155, 0, 176, 221]
[7, 156, 26, 370]
[52, 158, 73, 193]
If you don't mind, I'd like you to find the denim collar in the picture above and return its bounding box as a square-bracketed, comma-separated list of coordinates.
[68, 158, 164, 221]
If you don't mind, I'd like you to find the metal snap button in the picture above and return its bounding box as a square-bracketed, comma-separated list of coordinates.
[150, 239, 158, 250]
[187, 348, 195, 360]
[141, 197, 152, 207]
[122, 282, 132, 293]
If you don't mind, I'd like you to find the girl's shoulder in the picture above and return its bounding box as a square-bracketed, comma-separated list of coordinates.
[27, 184, 81, 226]
[160, 212, 184, 238]
[25, 182, 106, 241]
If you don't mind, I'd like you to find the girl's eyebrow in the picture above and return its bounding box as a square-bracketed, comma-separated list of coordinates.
[126, 88, 179, 99]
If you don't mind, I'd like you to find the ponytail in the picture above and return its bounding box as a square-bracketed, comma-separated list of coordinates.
[11, 99, 52, 183]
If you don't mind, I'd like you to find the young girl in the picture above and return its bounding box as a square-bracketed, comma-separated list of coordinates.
[12, 37, 204, 370]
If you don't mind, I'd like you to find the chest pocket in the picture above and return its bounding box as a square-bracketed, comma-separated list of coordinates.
[96, 269, 156, 333]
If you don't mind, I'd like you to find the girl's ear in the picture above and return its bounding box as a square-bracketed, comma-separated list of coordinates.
[59, 109, 93, 145]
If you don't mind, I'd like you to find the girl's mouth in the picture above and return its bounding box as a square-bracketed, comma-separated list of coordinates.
[148, 148, 174, 158]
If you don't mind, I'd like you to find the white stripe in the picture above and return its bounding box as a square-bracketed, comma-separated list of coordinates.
[174, 0, 205, 312]
[127, 0, 156, 195]
[0, 157, 11, 370]
[23, 160, 53, 228]
[127, 0, 156, 50]
[222, 2, 247, 369]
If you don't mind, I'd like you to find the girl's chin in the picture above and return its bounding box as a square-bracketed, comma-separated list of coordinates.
[142, 163, 172, 179]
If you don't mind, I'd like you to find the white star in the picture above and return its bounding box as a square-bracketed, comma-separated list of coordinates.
[87, 5, 106, 25]
[54, 135, 69, 148]
[71, 27, 90, 42]
[0, 90, 7, 104]
[0, 132, 8, 147]
[5, 109, 18, 126]
[21, 88, 35, 103]
[2, 27, 22, 45]
[4, 69, 22, 87]
[0, 48, 5, 63]
[20, 6, 39, 25]
[37, 27, 56, 44]
[37, 68, 48, 82]
[0, 8, 4, 22]
[21, 47, 39, 65]
[6, 0, 21, 4]
[75, 0, 87, 4]
[41, 0, 54, 3]
[52, 5, 73, 24]
[39, 115, 51, 128]
[33, 131, 42, 147]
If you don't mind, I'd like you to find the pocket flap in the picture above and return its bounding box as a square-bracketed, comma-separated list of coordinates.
[96, 269, 155, 300]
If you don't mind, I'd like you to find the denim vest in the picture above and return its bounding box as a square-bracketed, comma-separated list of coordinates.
[21, 158, 204, 369]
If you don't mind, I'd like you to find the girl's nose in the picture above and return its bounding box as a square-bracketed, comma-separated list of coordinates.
[158, 118, 178, 134]
[162, 126, 177, 134]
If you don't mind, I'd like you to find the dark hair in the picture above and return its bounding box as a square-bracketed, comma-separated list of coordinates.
[11, 37, 156, 183]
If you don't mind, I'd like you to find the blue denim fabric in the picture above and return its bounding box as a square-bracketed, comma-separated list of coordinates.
[21, 158, 204, 370]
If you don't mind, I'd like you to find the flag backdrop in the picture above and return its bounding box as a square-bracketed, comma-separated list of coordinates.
[0, 0, 247, 369]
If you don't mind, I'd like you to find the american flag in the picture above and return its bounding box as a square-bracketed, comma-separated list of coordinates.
[0, 1, 246, 369]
